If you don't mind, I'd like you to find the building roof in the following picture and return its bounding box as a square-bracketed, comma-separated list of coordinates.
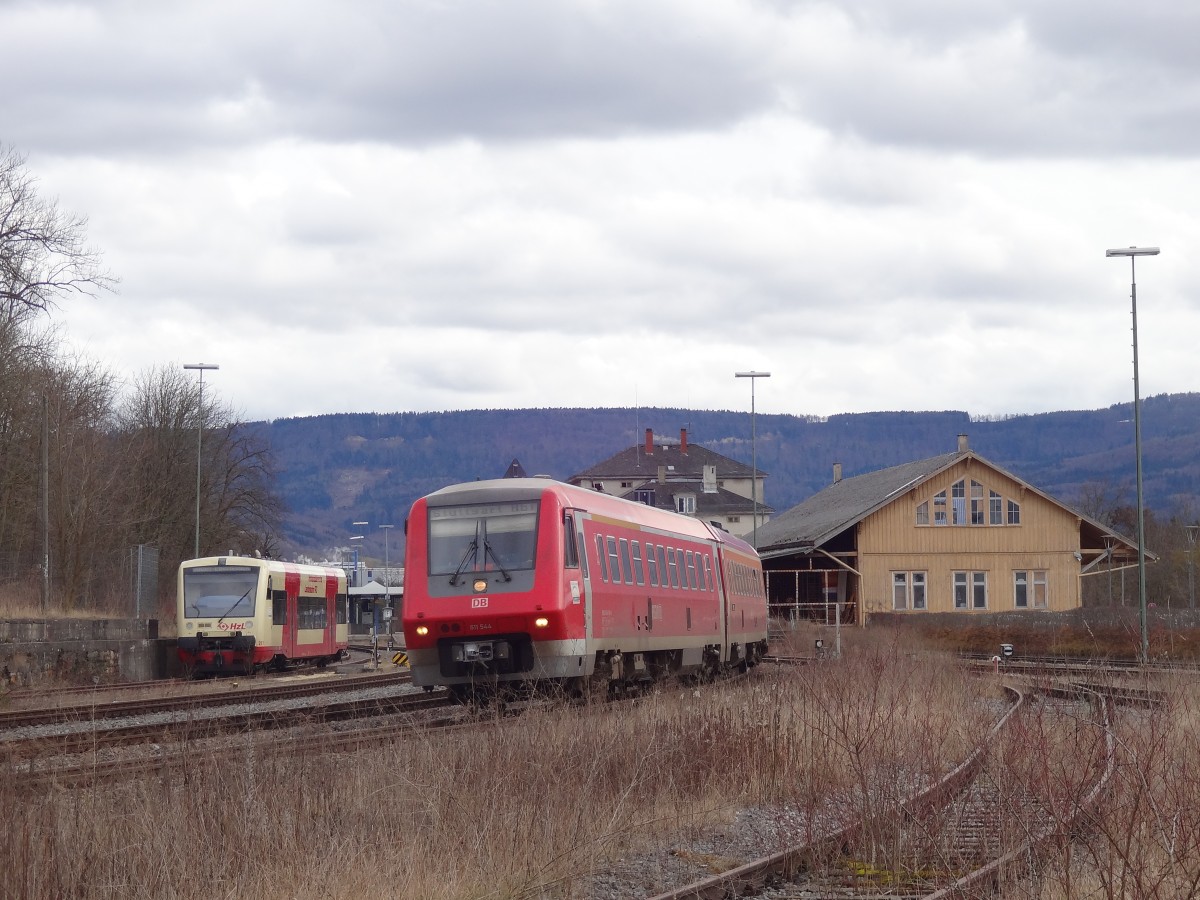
[754, 447, 1140, 560]
[570, 429, 762, 482]
[617, 480, 775, 518]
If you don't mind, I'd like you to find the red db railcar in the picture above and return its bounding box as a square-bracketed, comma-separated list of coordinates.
[401, 478, 768, 699]
[177, 556, 349, 676]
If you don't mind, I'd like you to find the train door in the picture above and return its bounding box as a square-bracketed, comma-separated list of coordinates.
[324, 574, 338, 654]
[572, 511, 593, 643]
[282, 568, 301, 658]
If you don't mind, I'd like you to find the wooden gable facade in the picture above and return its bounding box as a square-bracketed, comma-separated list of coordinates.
[755, 436, 1140, 625]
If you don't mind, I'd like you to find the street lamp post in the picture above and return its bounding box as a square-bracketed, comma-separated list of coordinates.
[1107, 246, 1159, 664]
[183, 363, 218, 558]
[380, 522, 394, 604]
[735, 371, 770, 548]
[1185, 525, 1199, 610]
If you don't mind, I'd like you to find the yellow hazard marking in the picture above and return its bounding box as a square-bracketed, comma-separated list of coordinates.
[392, 652, 409, 667]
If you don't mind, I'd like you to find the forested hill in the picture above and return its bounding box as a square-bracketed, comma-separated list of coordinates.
[256, 393, 1200, 558]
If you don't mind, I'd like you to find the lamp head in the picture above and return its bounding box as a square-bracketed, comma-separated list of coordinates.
[1106, 247, 1160, 257]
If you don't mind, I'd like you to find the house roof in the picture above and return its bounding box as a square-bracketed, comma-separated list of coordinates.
[570, 433, 761, 482]
[754, 449, 1140, 560]
[617, 480, 774, 517]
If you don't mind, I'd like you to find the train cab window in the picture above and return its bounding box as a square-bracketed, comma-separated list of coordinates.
[631, 541, 646, 585]
[594, 535, 608, 581]
[564, 515, 579, 568]
[607, 537, 622, 583]
[428, 500, 539, 577]
[183, 564, 260, 619]
[667, 548, 680, 588]
[618, 539, 634, 584]
[646, 545, 659, 586]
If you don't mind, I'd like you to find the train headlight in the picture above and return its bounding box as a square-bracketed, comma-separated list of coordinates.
[473, 579, 487, 592]
[534, 617, 549, 628]
[415, 625, 429, 637]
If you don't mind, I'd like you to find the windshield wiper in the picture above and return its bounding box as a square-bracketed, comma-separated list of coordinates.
[449, 539, 479, 586]
[218, 587, 254, 624]
[483, 540, 513, 582]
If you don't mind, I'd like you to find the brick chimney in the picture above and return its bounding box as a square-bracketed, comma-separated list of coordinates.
[957, 434, 969, 452]
[645, 428, 654, 455]
[833, 462, 842, 484]
[680, 428, 688, 454]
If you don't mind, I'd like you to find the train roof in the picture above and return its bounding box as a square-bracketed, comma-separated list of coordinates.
[420, 478, 759, 556]
[179, 556, 346, 577]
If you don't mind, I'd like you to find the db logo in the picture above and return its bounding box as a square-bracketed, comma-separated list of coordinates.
[471, 597, 489, 609]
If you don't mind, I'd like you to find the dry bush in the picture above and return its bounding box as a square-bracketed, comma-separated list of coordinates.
[0, 649, 995, 900]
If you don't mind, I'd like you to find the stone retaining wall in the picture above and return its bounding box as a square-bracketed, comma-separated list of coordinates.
[0, 618, 169, 687]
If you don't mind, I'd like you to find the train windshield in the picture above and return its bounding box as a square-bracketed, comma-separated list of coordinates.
[428, 500, 539, 580]
[183, 565, 260, 619]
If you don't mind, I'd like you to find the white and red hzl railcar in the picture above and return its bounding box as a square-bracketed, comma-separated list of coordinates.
[401, 478, 768, 698]
[177, 556, 349, 676]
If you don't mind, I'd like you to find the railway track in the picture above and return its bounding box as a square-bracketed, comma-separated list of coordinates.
[0, 669, 410, 731]
[7, 687, 456, 790]
[642, 683, 1120, 900]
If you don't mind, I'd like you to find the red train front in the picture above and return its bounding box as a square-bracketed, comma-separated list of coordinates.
[401, 478, 768, 699]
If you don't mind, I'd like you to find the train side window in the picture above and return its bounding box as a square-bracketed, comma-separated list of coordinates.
[607, 537, 621, 584]
[667, 548, 680, 588]
[595, 535, 609, 582]
[272, 590, 287, 625]
[645, 544, 659, 586]
[697, 554, 708, 591]
[631, 541, 646, 586]
[657, 545, 669, 588]
[336, 593, 348, 624]
[564, 515, 579, 568]
[685, 551, 698, 589]
[618, 538, 633, 584]
[677, 549, 690, 590]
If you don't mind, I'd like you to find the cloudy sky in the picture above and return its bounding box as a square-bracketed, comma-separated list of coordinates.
[5, 0, 1198, 422]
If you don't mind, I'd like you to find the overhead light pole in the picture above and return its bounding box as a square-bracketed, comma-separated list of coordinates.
[183, 363, 218, 558]
[1186, 524, 1199, 610]
[1106, 245, 1159, 664]
[735, 371, 770, 548]
[380, 522, 394, 593]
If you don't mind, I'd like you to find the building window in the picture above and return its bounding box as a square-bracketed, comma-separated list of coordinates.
[620, 481, 632, 488]
[951, 480, 966, 525]
[892, 571, 927, 610]
[677, 495, 695, 514]
[990, 491, 1003, 525]
[634, 489, 655, 506]
[971, 480, 985, 525]
[954, 571, 988, 609]
[933, 491, 947, 526]
[1007, 499, 1021, 525]
[1014, 570, 1047, 608]
[913, 573, 926, 609]
[915, 501, 929, 526]
[728, 515, 740, 523]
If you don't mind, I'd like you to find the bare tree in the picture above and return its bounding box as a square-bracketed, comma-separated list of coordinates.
[0, 144, 114, 321]
[113, 365, 285, 598]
